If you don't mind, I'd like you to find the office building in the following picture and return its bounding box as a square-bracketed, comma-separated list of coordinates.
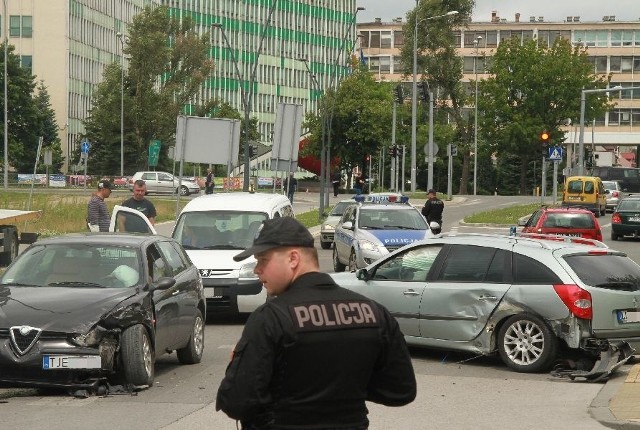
[358, 11, 640, 167]
[5, 0, 359, 173]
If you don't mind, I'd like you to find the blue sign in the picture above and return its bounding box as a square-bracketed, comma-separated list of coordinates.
[81, 139, 90, 154]
[548, 146, 563, 161]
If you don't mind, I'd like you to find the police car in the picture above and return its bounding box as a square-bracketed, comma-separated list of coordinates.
[332, 194, 436, 271]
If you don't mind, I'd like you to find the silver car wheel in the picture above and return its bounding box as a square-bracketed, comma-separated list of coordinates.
[142, 333, 153, 376]
[502, 319, 544, 366]
[193, 315, 204, 356]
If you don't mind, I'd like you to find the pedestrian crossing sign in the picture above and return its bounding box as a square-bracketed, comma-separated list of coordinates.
[548, 146, 563, 161]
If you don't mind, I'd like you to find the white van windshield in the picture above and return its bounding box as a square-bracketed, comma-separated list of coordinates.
[174, 211, 268, 250]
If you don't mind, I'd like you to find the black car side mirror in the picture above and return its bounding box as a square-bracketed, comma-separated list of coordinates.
[150, 277, 176, 291]
[356, 268, 369, 281]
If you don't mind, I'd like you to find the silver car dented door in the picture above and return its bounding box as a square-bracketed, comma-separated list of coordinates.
[419, 244, 511, 342]
[109, 205, 157, 234]
[366, 245, 444, 337]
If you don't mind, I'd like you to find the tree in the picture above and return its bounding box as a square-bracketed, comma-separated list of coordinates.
[479, 37, 611, 194]
[0, 43, 40, 173]
[33, 82, 65, 173]
[399, 0, 475, 193]
[303, 64, 394, 175]
[83, 5, 214, 175]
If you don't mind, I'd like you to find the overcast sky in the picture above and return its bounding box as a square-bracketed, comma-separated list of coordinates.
[357, 0, 640, 23]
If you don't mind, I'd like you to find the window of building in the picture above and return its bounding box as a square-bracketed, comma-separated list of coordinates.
[610, 56, 622, 72]
[393, 30, 404, 47]
[379, 56, 390, 73]
[359, 31, 369, 48]
[575, 30, 609, 47]
[380, 31, 392, 49]
[9, 15, 20, 37]
[393, 56, 404, 74]
[370, 31, 380, 48]
[21, 16, 32, 38]
[20, 55, 32, 72]
[368, 56, 379, 73]
[485, 30, 498, 47]
[611, 30, 634, 47]
[594, 56, 607, 73]
[451, 31, 461, 48]
[464, 31, 484, 47]
[621, 56, 633, 72]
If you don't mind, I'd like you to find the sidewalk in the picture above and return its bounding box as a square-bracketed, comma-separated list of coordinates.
[592, 363, 640, 428]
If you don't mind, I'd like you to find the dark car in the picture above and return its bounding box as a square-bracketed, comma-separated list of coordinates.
[611, 196, 640, 241]
[521, 206, 603, 242]
[0, 234, 205, 391]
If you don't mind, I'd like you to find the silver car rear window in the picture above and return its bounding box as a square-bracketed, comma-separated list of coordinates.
[564, 254, 640, 291]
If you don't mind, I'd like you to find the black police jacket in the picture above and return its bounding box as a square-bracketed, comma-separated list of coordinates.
[422, 198, 444, 223]
[216, 272, 416, 429]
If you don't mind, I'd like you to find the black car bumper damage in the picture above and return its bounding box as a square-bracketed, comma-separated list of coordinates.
[552, 340, 635, 382]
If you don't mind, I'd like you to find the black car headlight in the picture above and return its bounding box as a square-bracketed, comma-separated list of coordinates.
[71, 326, 106, 347]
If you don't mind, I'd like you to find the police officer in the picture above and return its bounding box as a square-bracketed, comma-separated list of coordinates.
[216, 217, 416, 429]
[422, 188, 444, 227]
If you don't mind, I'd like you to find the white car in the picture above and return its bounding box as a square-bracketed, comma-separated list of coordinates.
[170, 192, 294, 318]
[129, 171, 200, 196]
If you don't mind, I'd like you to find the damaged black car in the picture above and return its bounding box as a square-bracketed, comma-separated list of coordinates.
[0, 234, 206, 391]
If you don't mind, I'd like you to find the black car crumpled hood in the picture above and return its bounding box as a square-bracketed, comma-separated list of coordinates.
[0, 285, 137, 333]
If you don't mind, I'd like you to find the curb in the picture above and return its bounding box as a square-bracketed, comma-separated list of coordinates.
[590, 366, 640, 429]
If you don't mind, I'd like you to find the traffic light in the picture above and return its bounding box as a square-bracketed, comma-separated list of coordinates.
[585, 148, 594, 168]
[540, 130, 550, 147]
[397, 146, 404, 156]
[248, 145, 256, 158]
[418, 82, 430, 104]
[388, 145, 398, 157]
[394, 85, 404, 104]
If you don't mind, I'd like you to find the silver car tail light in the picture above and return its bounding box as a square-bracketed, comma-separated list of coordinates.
[553, 284, 592, 320]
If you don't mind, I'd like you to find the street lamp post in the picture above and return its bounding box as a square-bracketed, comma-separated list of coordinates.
[473, 35, 482, 196]
[323, 6, 364, 211]
[116, 32, 126, 177]
[211, 0, 278, 192]
[410, 6, 458, 193]
[3, 0, 7, 189]
[578, 86, 622, 175]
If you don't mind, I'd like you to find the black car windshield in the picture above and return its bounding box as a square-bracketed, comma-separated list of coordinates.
[564, 254, 640, 291]
[358, 208, 428, 230]
[0, 244, 142, 288]
[174, 210, 268, 250]
[617, 200, 640, 211]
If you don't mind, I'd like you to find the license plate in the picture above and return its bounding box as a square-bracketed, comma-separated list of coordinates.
[204, 287, 225, 298]
[629, 217, 640, 222]
[567, 196, 581, 201]
[42, 355, 101, 369]
[617, 310, 640, 324]
[557, 233, 581, 237]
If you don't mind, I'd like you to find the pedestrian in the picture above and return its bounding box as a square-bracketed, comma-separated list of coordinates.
[205, 167, 214, 195]
[86, 179, 113, 232]
[283, 172, 297, 203]
[216, 217, 416, 429]
[422, 188, 444, 227]
[118, 179, 157, 232]
[354, 173, 364, 196]
[332, 170, 341, 197]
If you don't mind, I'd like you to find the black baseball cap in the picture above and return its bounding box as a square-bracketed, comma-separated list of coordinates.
[233, 217, 315, 261]
[427, 189, 437, 194]
[98, 180, 114, 190]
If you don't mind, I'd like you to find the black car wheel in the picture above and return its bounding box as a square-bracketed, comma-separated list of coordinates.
[121, 324, 155, 386]
[179, 185, 190, 196]
[320, 241, 332, 250]
[177, 309, 205, 364]
[497, 313, 557, 373]
[333, 246, 346, 272]
[611, 230, 619, 241]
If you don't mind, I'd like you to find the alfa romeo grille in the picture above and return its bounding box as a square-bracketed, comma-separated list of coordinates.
[10, 325, 42, 355]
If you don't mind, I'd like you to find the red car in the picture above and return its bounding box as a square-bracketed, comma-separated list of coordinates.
[521, 207, 603, 242]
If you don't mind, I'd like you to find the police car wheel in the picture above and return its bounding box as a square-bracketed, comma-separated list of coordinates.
[333, 247, 346, 272]
[348, 250, 358, 271]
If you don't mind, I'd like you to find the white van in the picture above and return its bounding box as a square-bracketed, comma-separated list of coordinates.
[170, 192, 294, 318]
